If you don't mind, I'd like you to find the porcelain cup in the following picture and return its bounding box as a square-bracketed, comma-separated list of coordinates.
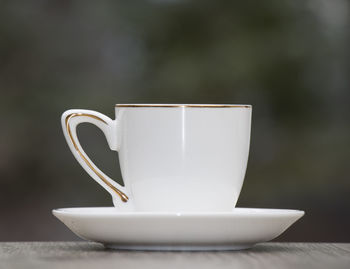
[61, 104, 252, 212]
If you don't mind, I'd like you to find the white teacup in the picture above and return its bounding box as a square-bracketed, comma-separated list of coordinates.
[62, 104, 251, 212]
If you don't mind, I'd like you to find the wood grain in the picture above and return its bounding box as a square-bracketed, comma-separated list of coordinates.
[0, 242, 349, 269]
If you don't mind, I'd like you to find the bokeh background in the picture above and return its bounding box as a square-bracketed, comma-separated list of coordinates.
[1, 0, 349, 242]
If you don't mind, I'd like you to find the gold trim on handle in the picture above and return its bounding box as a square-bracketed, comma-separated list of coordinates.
[65, 113, 129, 202]
[116, 104, 251, 108]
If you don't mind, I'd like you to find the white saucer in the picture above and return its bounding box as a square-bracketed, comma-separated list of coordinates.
[53, 207, 304, 251]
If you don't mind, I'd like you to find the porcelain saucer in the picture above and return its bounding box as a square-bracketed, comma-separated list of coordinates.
[52, 207, 304, 251]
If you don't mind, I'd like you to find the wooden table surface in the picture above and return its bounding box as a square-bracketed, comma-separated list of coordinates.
[0, 242, 349, 269]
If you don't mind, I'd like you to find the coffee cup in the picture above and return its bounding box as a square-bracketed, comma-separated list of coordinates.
[61, 104, 251, 212]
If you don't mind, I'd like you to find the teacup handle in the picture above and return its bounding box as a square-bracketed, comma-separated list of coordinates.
[61, 109, 129, 203]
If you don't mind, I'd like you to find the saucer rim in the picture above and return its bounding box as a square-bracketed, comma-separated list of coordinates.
[52, 207, 305, 218]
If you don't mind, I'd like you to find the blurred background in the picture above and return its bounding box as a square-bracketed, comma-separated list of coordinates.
[0, 0, 349, 242]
